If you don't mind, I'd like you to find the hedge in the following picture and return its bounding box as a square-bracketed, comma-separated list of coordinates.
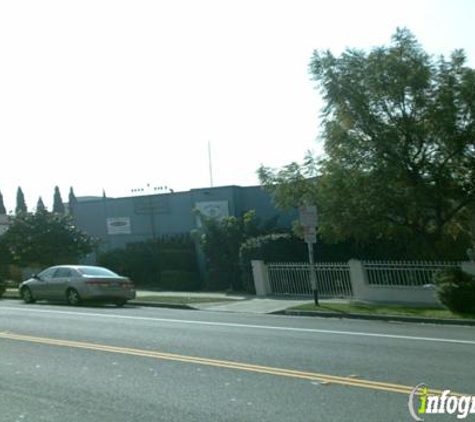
[97, 236, 199, 287]
[434, 267, 475, 314]
[160, 270, 200, 291]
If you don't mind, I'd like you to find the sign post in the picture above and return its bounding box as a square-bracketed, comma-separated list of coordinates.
[299, 205, 319, 306]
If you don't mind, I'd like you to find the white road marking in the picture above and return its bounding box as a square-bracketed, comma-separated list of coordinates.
[1, 306, 474, 345]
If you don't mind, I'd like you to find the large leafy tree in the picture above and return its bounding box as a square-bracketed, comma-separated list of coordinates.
[260, 28, 475, 258]
[0, 211, 97, 267]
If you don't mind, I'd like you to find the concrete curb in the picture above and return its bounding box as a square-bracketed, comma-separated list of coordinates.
[280, 310, 475, 326]
[129, 301, 195, 310]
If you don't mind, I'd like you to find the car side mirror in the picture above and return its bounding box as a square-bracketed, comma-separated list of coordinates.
[33, 274, 42, 281]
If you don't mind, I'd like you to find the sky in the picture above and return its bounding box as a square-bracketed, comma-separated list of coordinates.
[1, 0, 474, 211]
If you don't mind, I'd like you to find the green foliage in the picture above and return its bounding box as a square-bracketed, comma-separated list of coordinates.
[99, 244, 160, 286]
[0, 191, 6, 215]
[0, 211, 97, 267]
[194, 210, 279, 291]
[15, 187, 27, 214]
[6, 265, 23, 283]
[239, 232, 422, 266]
[68, 187, 77, 215]
[53, 186, 65, 214]
[97, 235, 200, 288]
[160, 270, 200, 291]
[97, 248, 133, 278]
[0, 240, 13, 279]
[257, 155, 319, 209]
[260, 28, 475, 259]
[161, 249, 196, 272]
[36, 197, 46, 212]
[240, 233, 307, 265]
[434, 267, 475, 314]
[0, 275, 5, 298]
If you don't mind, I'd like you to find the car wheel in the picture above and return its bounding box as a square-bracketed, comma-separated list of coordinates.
[21, 287, 36, 304]
[66, 288, 82, 306]
[115, 300, 127, 307]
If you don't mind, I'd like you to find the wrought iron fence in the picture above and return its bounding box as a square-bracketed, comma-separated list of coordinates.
[363, 261, 460, 287]
[267, 262, 353, 298]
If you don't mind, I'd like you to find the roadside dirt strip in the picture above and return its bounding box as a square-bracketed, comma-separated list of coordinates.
[0, 331, 467, 397]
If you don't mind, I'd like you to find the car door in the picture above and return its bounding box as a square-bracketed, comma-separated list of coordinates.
[32, 267, 57, 299]
[48, 267, 72, 299]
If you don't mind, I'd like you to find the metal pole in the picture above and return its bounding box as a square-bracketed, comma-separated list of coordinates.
[208, 141, 214, 187]
[308, 242, 319, 306]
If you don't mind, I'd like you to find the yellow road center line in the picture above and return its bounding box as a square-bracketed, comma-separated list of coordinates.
[0, 332, 467, 397]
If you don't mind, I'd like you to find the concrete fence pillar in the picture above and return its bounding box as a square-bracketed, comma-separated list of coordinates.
[348, 259, 370, 301]
[251, 260, 271, 297]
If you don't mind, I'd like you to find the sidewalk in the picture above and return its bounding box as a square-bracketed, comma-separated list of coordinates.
[133, 290, 314, 314]
[131, 291, 475, 325]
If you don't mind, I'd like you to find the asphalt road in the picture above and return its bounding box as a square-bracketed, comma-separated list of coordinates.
[0, 300, 474, 422]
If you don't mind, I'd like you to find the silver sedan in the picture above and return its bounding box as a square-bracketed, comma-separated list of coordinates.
[19, 265, 136, 306]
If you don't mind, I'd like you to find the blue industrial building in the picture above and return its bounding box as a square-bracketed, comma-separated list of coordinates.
[73, 184, 297, 262]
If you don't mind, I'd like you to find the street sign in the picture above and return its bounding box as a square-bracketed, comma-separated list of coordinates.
[299, 205, 319, 305]
[303, 225, 317, 244]
[299, 205, 318, 227]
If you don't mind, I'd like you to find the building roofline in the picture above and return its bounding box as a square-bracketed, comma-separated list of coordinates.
[74, 184, 264, 204]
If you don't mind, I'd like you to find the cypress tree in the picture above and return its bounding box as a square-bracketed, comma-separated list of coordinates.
[16, 187, 27, 214]
[0, 190, 6, 214]
[68, 187, 77, 215]
[53, 186, 65, 214]
[36, 196, 46, 213]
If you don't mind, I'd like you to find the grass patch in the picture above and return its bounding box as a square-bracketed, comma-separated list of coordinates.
[291, 303, 475, 320]
[133, 296, 239, 305]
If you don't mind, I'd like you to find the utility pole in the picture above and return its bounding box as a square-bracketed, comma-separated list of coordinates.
[208, 141, 214, 187]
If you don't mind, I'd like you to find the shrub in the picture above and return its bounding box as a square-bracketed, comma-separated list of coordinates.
[203, 267, 237, 291]
[160, 270, 200, 291]
[434, 267, 475, 314]
[0, 274, 5, 298]
[239, 233, 306, 266]
[98, 246, 159, 286]
[7, 265, 24, 283]
[98, 236, 199, 287]
[161, 249, 196, 272]
[194, 210, 280, 291]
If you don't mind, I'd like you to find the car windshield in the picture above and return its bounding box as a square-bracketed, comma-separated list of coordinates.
[78, 267, 119, 277]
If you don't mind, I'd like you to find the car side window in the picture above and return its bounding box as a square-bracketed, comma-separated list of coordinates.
[52, 268, 71, 278]
[69, 269, 81, 278]
[38, 268, 56, 280]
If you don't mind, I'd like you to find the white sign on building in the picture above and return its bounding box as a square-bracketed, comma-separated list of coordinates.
[106, 217, 132, 235]
[194, 201, 229, 227]
[195, 201, 229, 219]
